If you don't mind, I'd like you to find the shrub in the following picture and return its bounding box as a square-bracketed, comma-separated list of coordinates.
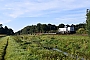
[76, 28, 87, 34]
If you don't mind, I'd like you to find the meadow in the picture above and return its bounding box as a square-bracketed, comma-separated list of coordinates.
[0, 36, 9, 60]
[0, 34, 90, 60]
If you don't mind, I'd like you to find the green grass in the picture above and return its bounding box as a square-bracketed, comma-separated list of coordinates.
[0, 35, 90, 60]
[0, 36, 9, 60]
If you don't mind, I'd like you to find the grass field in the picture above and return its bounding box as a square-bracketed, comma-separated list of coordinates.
[0, 36, 9, 60]
[0, 35, 90, 60]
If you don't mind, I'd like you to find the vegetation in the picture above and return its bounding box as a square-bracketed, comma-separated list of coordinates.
[15, 23, 86, 35]
[0, 35, 88, 60]
[86, 9, 90, 36]
[76, 28, 87, 34]
[0, 36, 9, 60]
[0, 24, 14, 35]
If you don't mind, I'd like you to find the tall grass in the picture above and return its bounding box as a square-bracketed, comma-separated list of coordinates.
[0, 36, 9, 60]
[4, 35, 90, 60]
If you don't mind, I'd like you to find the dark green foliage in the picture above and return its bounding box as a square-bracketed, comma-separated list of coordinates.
[75, 23, 86, 31]
[58, 23, 65, 28]
[37, 23, 42, 33]
[0, 24, 14, 35]
[86, 9, 90, 36]
[15, 23, 58, 35]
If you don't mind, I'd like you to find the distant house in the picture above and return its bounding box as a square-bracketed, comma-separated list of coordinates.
[58, 26, 75, 34]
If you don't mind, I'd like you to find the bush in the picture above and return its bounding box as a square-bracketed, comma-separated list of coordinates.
[76, 28, 87, 34]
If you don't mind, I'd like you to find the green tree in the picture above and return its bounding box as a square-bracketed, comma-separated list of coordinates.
[86, 9, 90, 36]
[37, 23, 42, 33]
[0, 27, 4, 34]
[41, 24, 48, 33]
[75, 23, 86, 31]
[0, 25, 14, 35]
[0, 24, 2, 26]
[58, 23, 65, 28]
[4, 26, 8, 34]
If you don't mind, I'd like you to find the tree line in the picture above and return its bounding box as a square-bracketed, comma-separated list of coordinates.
[15, 23, 86, 35]
[0, 24, 14, 35]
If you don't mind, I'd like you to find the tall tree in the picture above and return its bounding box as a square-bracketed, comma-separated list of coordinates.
[86, 9, 90, 36]
[37, 23, 42, 33]
[58, 23, 65, 28]
[41, 24, 47, 33]
[0, 24, 3, 28]
[4, 26, 8, 34]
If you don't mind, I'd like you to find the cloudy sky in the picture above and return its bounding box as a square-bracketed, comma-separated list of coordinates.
[0, 0, 90, 32]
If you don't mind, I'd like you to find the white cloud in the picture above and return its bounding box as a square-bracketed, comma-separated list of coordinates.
[54, 13, 86, 24]
[0, 20, 12, 24]
[1, 0, 89, 18]
[0, 0, 90, 23]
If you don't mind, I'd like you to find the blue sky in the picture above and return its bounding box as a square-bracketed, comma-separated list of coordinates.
[0, 0, 90, 32]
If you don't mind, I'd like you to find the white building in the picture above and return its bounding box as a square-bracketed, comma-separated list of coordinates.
[58, 26, 75, 34]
